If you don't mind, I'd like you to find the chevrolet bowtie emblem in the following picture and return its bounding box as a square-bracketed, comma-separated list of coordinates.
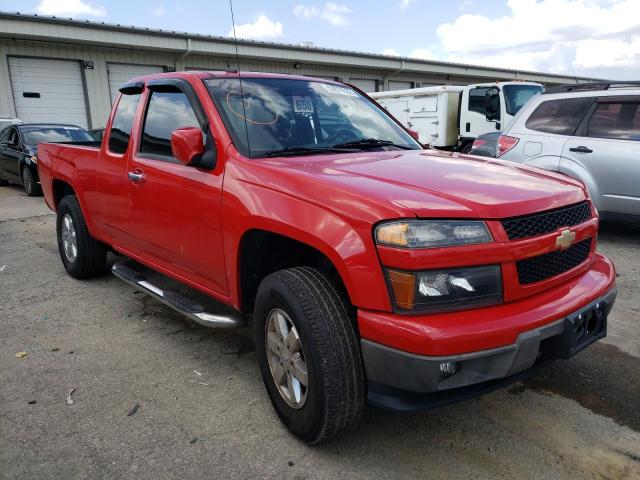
[555, 229, 576, 250]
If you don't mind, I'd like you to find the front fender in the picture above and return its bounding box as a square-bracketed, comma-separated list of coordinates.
[222, 181, 391, 312]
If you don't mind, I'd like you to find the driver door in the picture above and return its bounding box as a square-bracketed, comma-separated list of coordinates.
[126, 80, 228, 295]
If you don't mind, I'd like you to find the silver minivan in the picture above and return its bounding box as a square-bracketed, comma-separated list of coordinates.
[498, 83, 640, 223]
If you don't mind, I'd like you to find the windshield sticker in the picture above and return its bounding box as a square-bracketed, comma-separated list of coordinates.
[292, 96, 314, 113]
[321, 84, 359, 97]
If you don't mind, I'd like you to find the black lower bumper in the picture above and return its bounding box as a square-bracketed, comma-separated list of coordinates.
[363, 288, 617, 412]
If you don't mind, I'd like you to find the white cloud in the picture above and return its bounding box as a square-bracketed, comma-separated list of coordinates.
[574, 38, 640, 69]
[230, 15, 284, 40]
[431, 0, 640, 75]
[399, 0, 415, 9]
[152, 5, 165, 16]
[409, 48, 433, 60]
[293, 5, 320, 18]
[382, 48, 400, 56]
[322, 3, 351, 26]
[294, 3, 351, 26]
[36, 0, 106, 17]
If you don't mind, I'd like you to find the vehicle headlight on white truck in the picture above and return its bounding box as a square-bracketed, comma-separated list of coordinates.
[375, 220, 492, 248]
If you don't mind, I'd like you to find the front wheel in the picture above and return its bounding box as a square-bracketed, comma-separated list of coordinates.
[56, 195, 107, 279]
[22, 165, 42, 196]
[254, 267, 365, 444]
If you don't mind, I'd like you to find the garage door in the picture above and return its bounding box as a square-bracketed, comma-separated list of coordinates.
[388, 81, 413, 91]
[108, 63, 163, 103]
[349, 78, 377, 93]
[8, 57, 89, 128]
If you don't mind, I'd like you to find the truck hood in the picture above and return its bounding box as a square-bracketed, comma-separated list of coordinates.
[262, 149, 587, 219]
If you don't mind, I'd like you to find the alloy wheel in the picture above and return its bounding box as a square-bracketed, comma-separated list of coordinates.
[265, 308, 309, 409]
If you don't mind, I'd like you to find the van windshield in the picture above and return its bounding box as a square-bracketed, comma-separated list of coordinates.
[503, 85, 544, 115]
[205, 78, 421, 158]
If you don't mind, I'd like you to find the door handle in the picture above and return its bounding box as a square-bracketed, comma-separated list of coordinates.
[569, 146, 593, 153]
[127, 170, 145, 183]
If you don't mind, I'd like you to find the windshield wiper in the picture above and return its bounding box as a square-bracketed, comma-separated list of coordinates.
[252, 146, 356, 158]
[331, 138, 413, 150]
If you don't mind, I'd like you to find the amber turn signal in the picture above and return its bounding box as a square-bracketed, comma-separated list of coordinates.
[387, 269, 416, 310]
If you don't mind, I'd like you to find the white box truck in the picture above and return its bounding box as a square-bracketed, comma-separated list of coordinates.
[368, 82, 543, 152]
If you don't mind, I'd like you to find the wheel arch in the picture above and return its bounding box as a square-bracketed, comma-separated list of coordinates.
[237, 228, 355, 320]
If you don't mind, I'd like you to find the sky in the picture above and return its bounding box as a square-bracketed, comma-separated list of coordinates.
[1, 0, 639, 79]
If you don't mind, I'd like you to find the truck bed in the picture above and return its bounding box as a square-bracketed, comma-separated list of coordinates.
[38, 140, 103, 212]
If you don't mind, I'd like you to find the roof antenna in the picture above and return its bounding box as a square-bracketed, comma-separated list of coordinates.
[228, 0, 252, 155]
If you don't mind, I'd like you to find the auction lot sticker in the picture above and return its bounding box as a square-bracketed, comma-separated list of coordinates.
[293, 96, 314, 113]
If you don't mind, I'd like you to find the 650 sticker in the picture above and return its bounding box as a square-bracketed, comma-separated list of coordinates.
[292, 96, 314, 113]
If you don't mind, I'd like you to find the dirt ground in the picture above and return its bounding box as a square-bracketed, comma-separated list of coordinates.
[1, 184, 639, 480]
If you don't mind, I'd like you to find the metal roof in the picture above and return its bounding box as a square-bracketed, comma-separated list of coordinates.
[0, 11, 605, 83]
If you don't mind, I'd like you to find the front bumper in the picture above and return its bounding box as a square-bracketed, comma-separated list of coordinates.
[359, 253, 617, 411]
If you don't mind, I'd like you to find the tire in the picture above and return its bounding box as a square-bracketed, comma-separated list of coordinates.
[254, 267, 364, 444]
[460, 141, 473, 154]
[56, 195, 107, 279]
[22, 165, 42, 196]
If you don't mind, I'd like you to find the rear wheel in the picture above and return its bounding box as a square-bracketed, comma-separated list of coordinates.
[254, 267, 364, 444]
[22, 165, 42, 196]
[56, 195, 107, 279]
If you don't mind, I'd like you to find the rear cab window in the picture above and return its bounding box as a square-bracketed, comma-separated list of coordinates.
[109, 93, 141, 154]
[525, 97, 593, 135]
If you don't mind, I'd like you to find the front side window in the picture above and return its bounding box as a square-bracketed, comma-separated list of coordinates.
[205, 78, 420, 158]
[109, 93, 141, 154]
[502, 84, 544, 115]
[525, 97, 593, 135]
[140, 89, 200, 159]
[468, 87, 490, 114]
[587, 101, 640, 141]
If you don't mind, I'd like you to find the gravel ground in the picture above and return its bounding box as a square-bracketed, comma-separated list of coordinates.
[1, 184, 639, 480]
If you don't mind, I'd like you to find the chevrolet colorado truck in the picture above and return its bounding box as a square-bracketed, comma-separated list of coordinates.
[38, 71, 617, 444]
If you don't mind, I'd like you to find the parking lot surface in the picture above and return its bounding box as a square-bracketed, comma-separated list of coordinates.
[1, 184, 639, 480]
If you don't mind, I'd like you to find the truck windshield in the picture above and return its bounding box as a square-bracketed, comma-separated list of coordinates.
[502, 85, 544, 116]
[20, 126, 93, 148]
[205, 77, 421, 158]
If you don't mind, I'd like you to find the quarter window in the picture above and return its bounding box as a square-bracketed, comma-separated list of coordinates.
[109, 93, 141, 154]
[587, 101, 640, 141]
[525, 97, 593, 135]
[140, 89, 200, 159]
[468, 87, 490, 115]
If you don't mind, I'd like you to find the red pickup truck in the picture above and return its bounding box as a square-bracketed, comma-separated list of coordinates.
[38, 71, 616, 444]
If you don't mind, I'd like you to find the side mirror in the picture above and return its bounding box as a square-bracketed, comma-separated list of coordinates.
[484, 89, 501, 122]
[407, 129, 420, 141]
[171, 127, 204, 166]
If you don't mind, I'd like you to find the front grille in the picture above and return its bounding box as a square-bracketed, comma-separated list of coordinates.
[517, 238, 592, 284]
[502, 202, 591, 240]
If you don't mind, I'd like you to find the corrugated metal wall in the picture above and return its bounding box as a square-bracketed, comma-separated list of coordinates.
[0, 38, 495, 128]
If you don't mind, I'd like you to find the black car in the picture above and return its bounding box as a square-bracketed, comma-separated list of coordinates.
[468, 130, 501, 158]
[88, 128, 105, 142]
[0, 123, 94, 196]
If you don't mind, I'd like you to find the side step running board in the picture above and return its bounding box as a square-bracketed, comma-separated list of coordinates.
[112, 260, 246, 328]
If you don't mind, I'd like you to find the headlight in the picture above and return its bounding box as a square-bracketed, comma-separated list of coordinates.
[375, 220, 492, 248]
[386, 265, 502, 313]
[29, 154, 38, 164]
